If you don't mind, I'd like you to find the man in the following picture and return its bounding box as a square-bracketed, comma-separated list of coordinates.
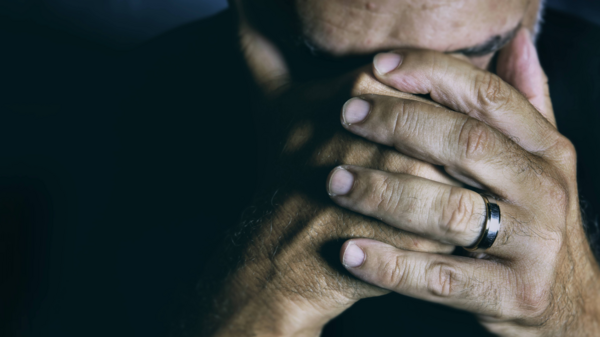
[179, 0, 600, 335]
[4, 0, 600, 336]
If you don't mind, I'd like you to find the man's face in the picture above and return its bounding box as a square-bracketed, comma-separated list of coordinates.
[286, 0, 540, 68]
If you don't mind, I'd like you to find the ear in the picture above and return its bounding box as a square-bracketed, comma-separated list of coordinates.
[496, 28, 555, 126]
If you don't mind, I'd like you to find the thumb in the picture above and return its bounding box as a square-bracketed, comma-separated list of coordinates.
[496, 28, 555, 126]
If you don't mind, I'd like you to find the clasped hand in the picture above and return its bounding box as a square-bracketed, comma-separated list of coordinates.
[328, 30, 600, 335]
[203, 27, 600, 337]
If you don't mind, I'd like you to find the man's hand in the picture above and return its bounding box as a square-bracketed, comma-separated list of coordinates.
[195, 13, 462, 337]
[330, 29, 600, 336]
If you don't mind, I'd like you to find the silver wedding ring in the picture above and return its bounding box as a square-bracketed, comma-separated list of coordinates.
[464, 195, 500, 252]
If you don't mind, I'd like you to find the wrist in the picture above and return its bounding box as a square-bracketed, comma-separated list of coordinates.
[567, 247, 600, 336]
[205, 210, 356, 337]
[211, 279, 351, 337]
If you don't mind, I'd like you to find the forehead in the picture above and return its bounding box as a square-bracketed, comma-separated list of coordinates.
[293, 0, 529, 56]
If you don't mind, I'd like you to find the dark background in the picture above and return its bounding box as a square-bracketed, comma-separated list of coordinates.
[1, 0, 600, 50]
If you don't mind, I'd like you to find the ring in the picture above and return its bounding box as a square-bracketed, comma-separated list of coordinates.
[464, 195, 500, 252]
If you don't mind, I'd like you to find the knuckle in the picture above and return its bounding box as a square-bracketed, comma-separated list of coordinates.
[426, 262, 462, 298]
[515, 282, 552, 317]
[546, 178, 569, 210]
[379, 254, 411, 289]
[391, 100, 418, 139]
[474, 71, 512, 113]
[535, 169, 570, 211]
[440, 188, 480, 242]
[371, 175, 404, 214]
[553, 136, 577, 167]
[423, 50, 445, 76]
[458, 118, 496, 161]
[539, 136, 576, 208]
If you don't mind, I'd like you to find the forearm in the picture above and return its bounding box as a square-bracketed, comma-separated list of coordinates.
[563, 240, 600, 337]
[186, 212, 352, 337]
[209, 288, 339, 337]
[168, 194, 338, 336]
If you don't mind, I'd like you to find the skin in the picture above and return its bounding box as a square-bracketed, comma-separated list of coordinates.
[186, 0, 600, 336]
[331, 33, 600, 335]
[294, 0, 526, 55]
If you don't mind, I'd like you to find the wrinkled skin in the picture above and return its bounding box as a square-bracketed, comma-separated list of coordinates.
[331, 33, 600, 336]
[294, 0, 527, 56]
[189, 0, 599, 336]
[201, 50, 459, 337]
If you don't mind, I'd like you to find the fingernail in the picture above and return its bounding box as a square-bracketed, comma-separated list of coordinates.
[343, 242, 365, 268]
[374, 52, 402, 74]
[328, 167, 354, 196]
[343, 98, 370, 124]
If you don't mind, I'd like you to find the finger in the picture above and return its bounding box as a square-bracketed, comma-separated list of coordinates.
[349, 70, 444, 108]
[341, 95, 543, 197]
[340, 239, 515, 317]
[371, 48, 559, 153]
[327, 166, 518, 250]
[496, 29, 556, 126]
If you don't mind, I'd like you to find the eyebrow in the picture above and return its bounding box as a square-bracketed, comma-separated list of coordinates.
[449, 24, 521, 57]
